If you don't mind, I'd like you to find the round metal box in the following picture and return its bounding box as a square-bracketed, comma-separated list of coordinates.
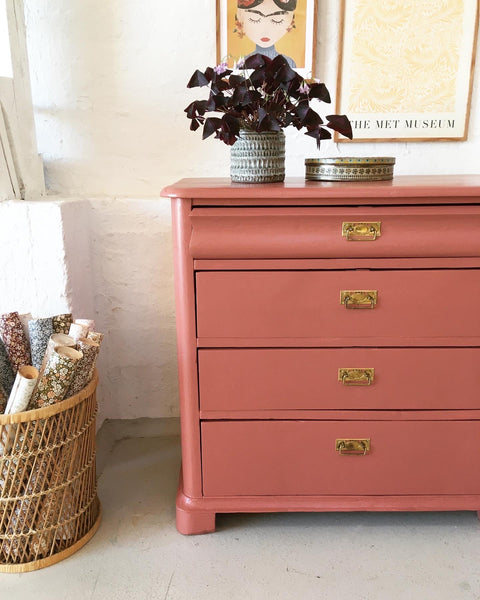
[305, 157, 395, 181]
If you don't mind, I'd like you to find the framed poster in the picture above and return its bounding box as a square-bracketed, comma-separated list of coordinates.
[217, 0, 317, 76]
[336, 0, 479, 142]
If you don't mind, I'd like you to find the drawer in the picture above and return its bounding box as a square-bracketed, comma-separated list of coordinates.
[196, 269, 480, 341]
[190, 206, 480, 259]
[202, 420, 480, 496]
[198, 348, 480, 412]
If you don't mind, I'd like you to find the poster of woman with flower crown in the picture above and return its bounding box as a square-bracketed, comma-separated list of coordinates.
[217, 0, 317, 75]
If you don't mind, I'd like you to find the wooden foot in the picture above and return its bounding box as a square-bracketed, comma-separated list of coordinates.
[476, 511, 480, 520]
[176, 504, 216, 535]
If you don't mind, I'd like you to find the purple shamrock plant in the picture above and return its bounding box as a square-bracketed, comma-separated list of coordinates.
[185, 53, 353, 147]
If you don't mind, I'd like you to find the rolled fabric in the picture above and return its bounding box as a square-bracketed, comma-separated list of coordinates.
[5, 366, 39, 415]
[67, 338, 100, 396]
[0, 312, 31, 372]
[68, 322, 89, 343]
[30, 346, 83, 409]
[74, 318, 95, 332]
[87, 331, 104, 344]
[28, 317, 54, 370]
[0, 337, 15, 396]
[38, 333, 76, 380]
[52, 313, 73, 335]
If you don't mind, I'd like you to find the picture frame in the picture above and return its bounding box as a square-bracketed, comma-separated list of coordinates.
[217, 0, 317, 77]
[335, 0, 480, 142]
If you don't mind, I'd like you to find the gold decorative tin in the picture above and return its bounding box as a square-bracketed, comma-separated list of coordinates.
[305, 157, 395, 181]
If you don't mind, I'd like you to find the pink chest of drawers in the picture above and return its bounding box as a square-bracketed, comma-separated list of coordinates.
[163, 175, 480, 535]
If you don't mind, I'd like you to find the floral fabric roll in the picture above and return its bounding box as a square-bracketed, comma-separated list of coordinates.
[67, 338, 100, 396]
[52, 313, 73, 335]
[30, 346, 83, 409]
[0, 312, 31, 373]
[0, 337, 15, 396]
[28, 317, 54, 371]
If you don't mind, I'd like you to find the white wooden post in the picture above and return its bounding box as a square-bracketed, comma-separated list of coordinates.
[0, 0, 44, 199]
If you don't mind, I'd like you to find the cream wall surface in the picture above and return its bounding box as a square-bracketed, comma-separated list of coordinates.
[1, 0, 478, 424]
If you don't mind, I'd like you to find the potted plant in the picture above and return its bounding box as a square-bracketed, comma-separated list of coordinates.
[185, 53, 353, 183]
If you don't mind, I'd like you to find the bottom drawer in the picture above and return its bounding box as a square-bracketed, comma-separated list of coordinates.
[202, 420, 480, 497]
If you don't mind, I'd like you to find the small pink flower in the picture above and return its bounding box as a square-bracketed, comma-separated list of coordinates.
[298, 81, 310, 94]
[214, 61, 228, 75]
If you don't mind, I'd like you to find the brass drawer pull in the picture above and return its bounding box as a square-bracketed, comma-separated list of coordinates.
[340, 290, 378, 309]
[336, 439, 371, 456]
[339, 368, 374, 386]
[342, 222, 381, 241]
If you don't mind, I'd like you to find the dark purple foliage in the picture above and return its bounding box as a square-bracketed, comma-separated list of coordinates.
[185, 54, 353, 147]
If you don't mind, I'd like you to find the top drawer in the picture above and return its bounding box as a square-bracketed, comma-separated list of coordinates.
[190, 205, 480, 259]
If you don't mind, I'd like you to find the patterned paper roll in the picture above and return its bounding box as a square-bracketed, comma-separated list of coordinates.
[0, 384, 6, 413]
[31, 346, 83, 409]
[52, 313, 73, 335]
[5, 366, 39, 415]
[38, 333, 76, 380]
[74, 318, 95, 332]
[0, 312, 31, 373]
[67, 338, 100, 396]
[28, 317, 54, 370]
[87, 331, 104, 344]
[68, 322, 89, 343]
[18, 312, 32, 340]
[0, 337, 15, 396]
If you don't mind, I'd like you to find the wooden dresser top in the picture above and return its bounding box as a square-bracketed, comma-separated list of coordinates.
[162, 175, 480, 205]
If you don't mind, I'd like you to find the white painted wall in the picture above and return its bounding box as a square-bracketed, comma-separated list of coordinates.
[0, 200, 70, 315]
[1, 0, 479, 424]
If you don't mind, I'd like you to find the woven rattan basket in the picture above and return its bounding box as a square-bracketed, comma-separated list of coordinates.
[0, 372, 101, 573]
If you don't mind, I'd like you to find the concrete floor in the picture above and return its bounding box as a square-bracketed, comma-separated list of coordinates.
[2, 429, 480, 599]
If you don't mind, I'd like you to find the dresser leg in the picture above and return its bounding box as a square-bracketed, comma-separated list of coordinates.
[176, 505, 216, 535]
[476, 511, 480, 521]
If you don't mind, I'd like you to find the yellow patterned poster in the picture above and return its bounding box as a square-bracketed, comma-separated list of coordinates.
[336, 0, 479, 141]
[217, 0, 317, 75]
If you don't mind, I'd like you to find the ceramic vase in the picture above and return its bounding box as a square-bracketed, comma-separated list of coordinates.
[230, 130, 285, 183]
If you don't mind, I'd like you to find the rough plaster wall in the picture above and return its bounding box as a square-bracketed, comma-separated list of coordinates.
[87, 198, 178, 425]
[9, 0, 480, 423]
[0, 200, 71, 315]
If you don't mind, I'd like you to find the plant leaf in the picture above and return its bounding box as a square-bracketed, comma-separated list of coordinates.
[270, 55, 297, 83]
[309, 83, 331, 103]
[229, 74, 246, 87]
[244, 53, 271, 69]
[206, 93, 227, 111]
[202, 117, 223, 140]
[295, 99, 309, 121]
[214, 113, 241, 145]
[249, 67, 267, 88]
[326, 114, 353, 139]
[184, 100, 208, 118]
[187, 69, 210, 88]
[302, 108, 323, 128]
[190, 118, 202, 131]
[211, 78, 231, 93]
[305, 126, 332, 149]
